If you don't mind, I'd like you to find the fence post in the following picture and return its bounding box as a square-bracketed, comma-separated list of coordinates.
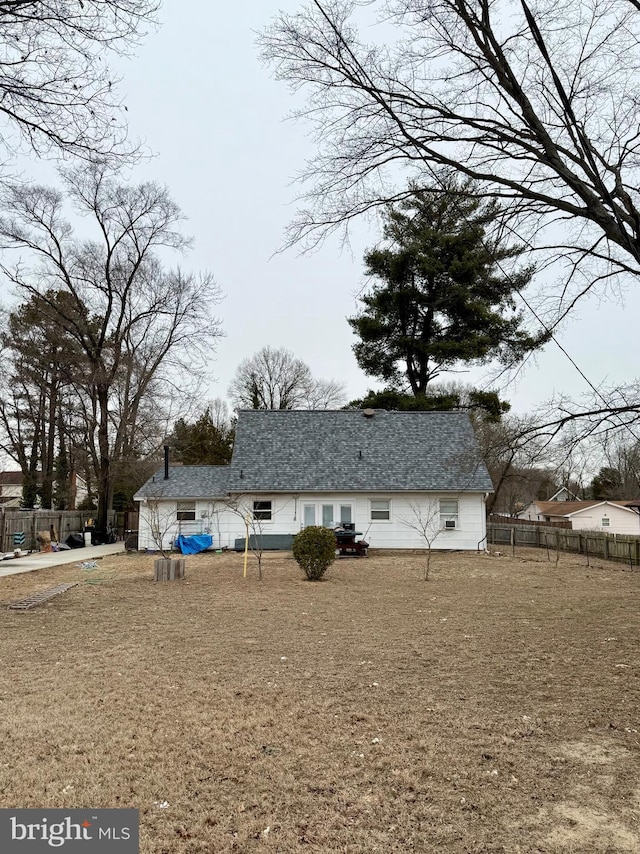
[604, 535, 609, 561]
[31, 514, 38, 552]
[511, 526, 515, 557]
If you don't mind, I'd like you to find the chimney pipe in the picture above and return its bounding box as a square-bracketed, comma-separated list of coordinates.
[164, 445, 169, 480]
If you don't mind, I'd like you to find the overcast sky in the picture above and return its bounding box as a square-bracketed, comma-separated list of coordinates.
[10, 0, 640, 418]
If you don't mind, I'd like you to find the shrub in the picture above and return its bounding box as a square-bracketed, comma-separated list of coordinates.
[292, 525, 336, 581]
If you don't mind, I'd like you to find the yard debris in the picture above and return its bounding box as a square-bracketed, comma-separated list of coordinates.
[77, 560, 98, 569]
[8, 582, 78, 611]
[153, 801, 169, 809]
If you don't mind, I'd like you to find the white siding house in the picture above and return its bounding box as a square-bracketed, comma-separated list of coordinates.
[517, 499, 640, 535]
[134, 409, 494, 552]
[568, 502, 640, 535]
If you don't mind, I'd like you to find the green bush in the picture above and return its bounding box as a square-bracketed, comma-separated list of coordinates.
[292, 525, 336, 581]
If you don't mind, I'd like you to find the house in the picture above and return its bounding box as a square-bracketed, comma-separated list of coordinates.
[0, 472, 26, 506]
[0, 470, 88, 508]
[516, 499, 640, 535]
[546, 486, 579, 502]
[134, 409, 494, 551]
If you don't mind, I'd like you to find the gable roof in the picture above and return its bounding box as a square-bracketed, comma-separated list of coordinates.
[0, 471, 32, 485]
[547, 486, 579, 501]
[226, 409, 493, 493]
[134, 465, 229, 500]
[534, 499, 637, 517]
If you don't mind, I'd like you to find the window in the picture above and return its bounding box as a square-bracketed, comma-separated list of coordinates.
[340, 505, 352, 525]
[370, 499, 390, 521]
[176, 501, 196, 521]
[602, 517, 610, 527]
[322, 504, 334, 527]
[303, 503, 354, 528]
[253, 500, 272, 521]
[439, 499, 459, 529]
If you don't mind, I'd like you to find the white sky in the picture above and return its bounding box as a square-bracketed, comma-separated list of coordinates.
[6, 0, 640, 418]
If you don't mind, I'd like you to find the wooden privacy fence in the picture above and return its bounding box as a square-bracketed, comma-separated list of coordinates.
[0, 510, 120, 553]
[488, 514, 571, 529]
[487, 522, 640, 568]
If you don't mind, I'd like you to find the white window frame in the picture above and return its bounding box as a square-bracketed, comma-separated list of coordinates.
[439, 499, 459, 530]
[339, 504, 353, 526]
[302, 502, 355, 528]
[601, 517, 610, 528]
[321, 503, 335, 527]
[253, 500, 273, 521]
[370, 499, 391, 521]
[176, 501, 196, 522]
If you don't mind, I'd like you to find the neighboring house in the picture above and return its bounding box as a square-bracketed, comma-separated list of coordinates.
[0, 471, 88, 509]
[547, 486, 579, 502]
[0, 472, 27, 506]
[516, 499, 640, 535]
[134, 409, 494, 552]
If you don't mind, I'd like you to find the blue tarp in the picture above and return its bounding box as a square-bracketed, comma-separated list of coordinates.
[175, 534, 213, 555]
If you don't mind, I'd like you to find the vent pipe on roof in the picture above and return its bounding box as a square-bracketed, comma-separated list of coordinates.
[362, 408, 375, 418]
[163, 445, 169, 480]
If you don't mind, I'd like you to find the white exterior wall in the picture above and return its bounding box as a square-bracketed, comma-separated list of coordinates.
[570, 504, 640, 535]
[137, 491, 488, 551]
[516, 503, 544, 522]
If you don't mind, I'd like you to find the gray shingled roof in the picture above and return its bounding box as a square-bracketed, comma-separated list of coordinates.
[227, 410, 493, 493]
[134, 411, 494, 499]
[134, 465, 229, 500]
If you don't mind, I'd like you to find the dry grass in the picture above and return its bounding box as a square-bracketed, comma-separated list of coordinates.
[1, 547, 639, 853]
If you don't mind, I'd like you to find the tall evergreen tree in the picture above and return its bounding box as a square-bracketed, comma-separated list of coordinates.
[171, 408, 234, 466]
[348, 182, 546, 394]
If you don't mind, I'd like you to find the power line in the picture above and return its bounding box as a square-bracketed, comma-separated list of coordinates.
[310, 0, 640, 448]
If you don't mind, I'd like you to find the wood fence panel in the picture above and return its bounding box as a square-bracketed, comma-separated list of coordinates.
[0, 510, 118, 552]
[487, 523, 640, 568]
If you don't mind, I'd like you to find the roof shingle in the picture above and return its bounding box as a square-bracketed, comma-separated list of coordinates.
[134, 465, 229, 500]
[227, 409, 493, 493]
[134, 410, 494, 499]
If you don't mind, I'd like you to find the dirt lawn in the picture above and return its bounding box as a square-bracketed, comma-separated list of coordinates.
[0, 548, 639, 853]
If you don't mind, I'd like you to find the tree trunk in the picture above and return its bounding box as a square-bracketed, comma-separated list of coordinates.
[96, 385, 111, 539]
[41, 365, 59, 509]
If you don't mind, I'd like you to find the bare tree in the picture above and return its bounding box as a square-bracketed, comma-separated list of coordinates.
[229, 345, 346, 410]
[261, 1, 640, 279]
[0, 1, 158, 163]
[260, 1, 640, 439]
[302, 377, 347, 409]
[145, 498, 176, 559]
[224, 496, 267, 579]
[0, 162, 223, 536]
[401, 499, 443, 580]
